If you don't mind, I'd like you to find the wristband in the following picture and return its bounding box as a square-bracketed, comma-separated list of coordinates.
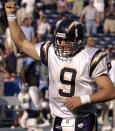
[80, 95, 91, 105]
[7, 14, 16, 21]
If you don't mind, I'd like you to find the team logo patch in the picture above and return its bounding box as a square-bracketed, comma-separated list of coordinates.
[78, 123, 83, 128]
[55, 125, 62, 129]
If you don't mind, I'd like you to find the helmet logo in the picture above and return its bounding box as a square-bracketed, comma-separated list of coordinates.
[75, 29, 78, 37]
[67, 21, 80, 33]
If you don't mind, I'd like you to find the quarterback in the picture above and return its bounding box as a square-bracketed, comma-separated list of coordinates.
[5, 2, 115, 131]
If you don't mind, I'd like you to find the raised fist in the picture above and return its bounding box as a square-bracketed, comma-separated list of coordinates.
[5, 2, 16, 14]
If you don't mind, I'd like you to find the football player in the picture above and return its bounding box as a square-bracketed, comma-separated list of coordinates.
[18, 57, 41, 131]
[5, 2, 115, 131]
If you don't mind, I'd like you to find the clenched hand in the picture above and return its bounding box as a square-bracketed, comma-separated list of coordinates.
[5, 2, 16, 14]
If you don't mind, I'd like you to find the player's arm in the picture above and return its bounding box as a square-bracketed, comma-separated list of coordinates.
[64, 51, 115, 110]
[91, 75, 115, 103]
[5, 2, 40, 60]
[20, 66, 29, 85]
[64, 74, 115, 110]
[89, 50, 115, 103]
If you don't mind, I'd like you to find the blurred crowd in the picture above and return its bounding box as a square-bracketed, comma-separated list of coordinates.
[0, 0, 115, 130]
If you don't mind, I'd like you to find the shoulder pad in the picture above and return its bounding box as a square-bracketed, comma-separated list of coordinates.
[89, 49, 107, 77]
[40, 41, 52, 66]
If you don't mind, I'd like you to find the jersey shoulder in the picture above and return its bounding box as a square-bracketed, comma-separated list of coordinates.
[85, 47, 99, 58]
[39, 41, 53, 66]
[85, 47, 111, 77]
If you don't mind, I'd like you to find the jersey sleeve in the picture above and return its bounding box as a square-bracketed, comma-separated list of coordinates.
[89, 50, 111, 78]
[35, 41, 52, 66]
